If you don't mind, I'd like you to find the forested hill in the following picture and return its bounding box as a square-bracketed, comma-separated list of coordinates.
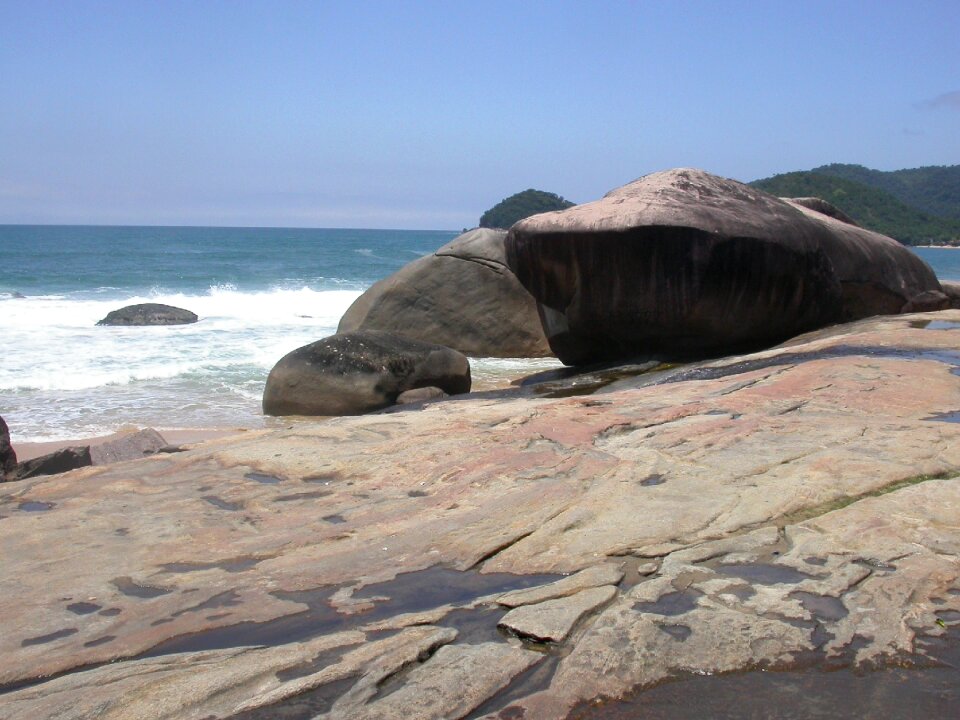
[479, 189, 575, 229]
[811, 163, 960, 220]
[750, 166, 960, 246]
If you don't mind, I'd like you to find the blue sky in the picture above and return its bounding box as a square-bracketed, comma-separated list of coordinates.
[1, 1, 957, 229]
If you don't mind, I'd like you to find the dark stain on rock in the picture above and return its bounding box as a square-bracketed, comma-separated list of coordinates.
[18, 501, 54, 512]
[804, 556, 828, 566]
[151, 618, 174, 626]
[98, 607, 122, 617]
[244, 472, 284, 484]
[936, 609, 960, 623]
[633, 590, 700, 616]
[83, 635, 116, 648]
[111, 576, 173, 599]
[322, 514, 347, 524]
[275, 490, 334, 502]
[205, 612, 233, 621]
[201, 495, 244, 511]
[658, 623, 693, 641]
[66, 602, 102, 615]
[712, 562, 813, 585]
[789, 591, 849, 622]
[160, 556, 262, 574]
[114, 527, 129, 536]
[407, 489, 429, 497]
[21, 628, 78, 647]
[640, 473, 666, 486]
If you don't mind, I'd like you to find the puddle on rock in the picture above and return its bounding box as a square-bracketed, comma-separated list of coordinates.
[640, 473, 667, 487]
[925, 410, 960, 423]
[141, 565, 561, 659]
[21, 628, 78, 647]
[568, 632, 960, 720]
[790, 591, 849, 622]
[657, 623, 693, 641]
[66, 602, 102, 615]
[911, 320, 960, 330]
[83, 635, 115, 648]
[711, 562, 813, 585]
[111, 576, 173, 599]
[18, 501, 54, 512]
[244, 472, 284, 485]
[633, 590, 700, 616]
[201, 495, 244, 511]
[274, 490, 334, 502]
[322, 514, 347, 524]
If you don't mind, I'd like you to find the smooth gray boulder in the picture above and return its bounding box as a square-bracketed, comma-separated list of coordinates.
[0, 415, 16, 479]
[784, 196, 858, 226]
[338, 229, 551, 357]
[262, 331, 471, 416]
[506, 168, 947, 365]
[942, 280, 960, 309]
[97, 303, 197, 326]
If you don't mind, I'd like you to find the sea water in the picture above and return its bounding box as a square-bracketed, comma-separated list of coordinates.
[0, 225, 562, 442]
[1, 226, 958, 443]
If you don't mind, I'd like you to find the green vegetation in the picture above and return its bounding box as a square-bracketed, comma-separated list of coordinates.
[812, 163, 960, 220]
[479, 189, 575, 229]
[750, 169, 960, 246]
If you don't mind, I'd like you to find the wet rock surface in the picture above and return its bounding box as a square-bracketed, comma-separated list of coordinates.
[2, 310, 960, 718]
[96, 303, 198, 326]
[505, 168, 946, 364]
[262, 330, 471, 416]
[338, 228, 551, 357]
[0, 415, 15, 478]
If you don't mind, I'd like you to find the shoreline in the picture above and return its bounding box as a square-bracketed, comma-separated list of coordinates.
[13, 427, 253, 462]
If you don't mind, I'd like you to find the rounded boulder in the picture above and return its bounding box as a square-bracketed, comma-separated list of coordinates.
[506, 168, 946, 365]
[262, 331, 471, 416]
[97, 303, 198, 326]
[337, 229, 551, 358]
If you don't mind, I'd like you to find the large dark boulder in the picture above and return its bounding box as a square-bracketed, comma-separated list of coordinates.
[505, 168, 947, 365]
[1, 415, 16, 479]
[338, 229, 551, 358]
[97, 303, 198, 326]
[263, 331, 471, 416]
[11, 446, 92, 481]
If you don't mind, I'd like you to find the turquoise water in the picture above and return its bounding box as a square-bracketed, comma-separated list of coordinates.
[1, 226, 957, 442]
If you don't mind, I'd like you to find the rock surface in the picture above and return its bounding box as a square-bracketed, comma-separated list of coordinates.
[88, 428, 169, 465]
[0, 415, 15, 478]
[338, 228, 552, 357]
[499, 585, 617, 643]
[97, 303, 198, 326]
[2, 310, 960, 718]
[784, 196, 858, 225]
[262, 331, 471, 416]
[506, 168, 946, 364]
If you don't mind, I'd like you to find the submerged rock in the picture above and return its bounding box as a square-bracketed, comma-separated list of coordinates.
[338, 228, 551, 357]
[97, 303, 198, 326]
[262, 331, 471, 416]
[506, 168, 947, 365]
[0, 415, 16, 479]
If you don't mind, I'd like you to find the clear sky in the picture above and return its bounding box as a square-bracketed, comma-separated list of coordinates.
[1, 0, 958, 229]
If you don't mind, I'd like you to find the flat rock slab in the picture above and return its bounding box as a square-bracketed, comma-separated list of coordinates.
[499, 585, 617, 643]
[2, 310, 960, 718]
[497, 563, 624, 608]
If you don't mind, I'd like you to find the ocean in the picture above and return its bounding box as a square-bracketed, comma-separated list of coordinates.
[1, 226, 958, 443]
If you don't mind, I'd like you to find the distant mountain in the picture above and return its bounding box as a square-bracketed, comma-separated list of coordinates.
[750, 169, 960, 246]
[812, 163, 960, 221]
[479, 189, 574, 230]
